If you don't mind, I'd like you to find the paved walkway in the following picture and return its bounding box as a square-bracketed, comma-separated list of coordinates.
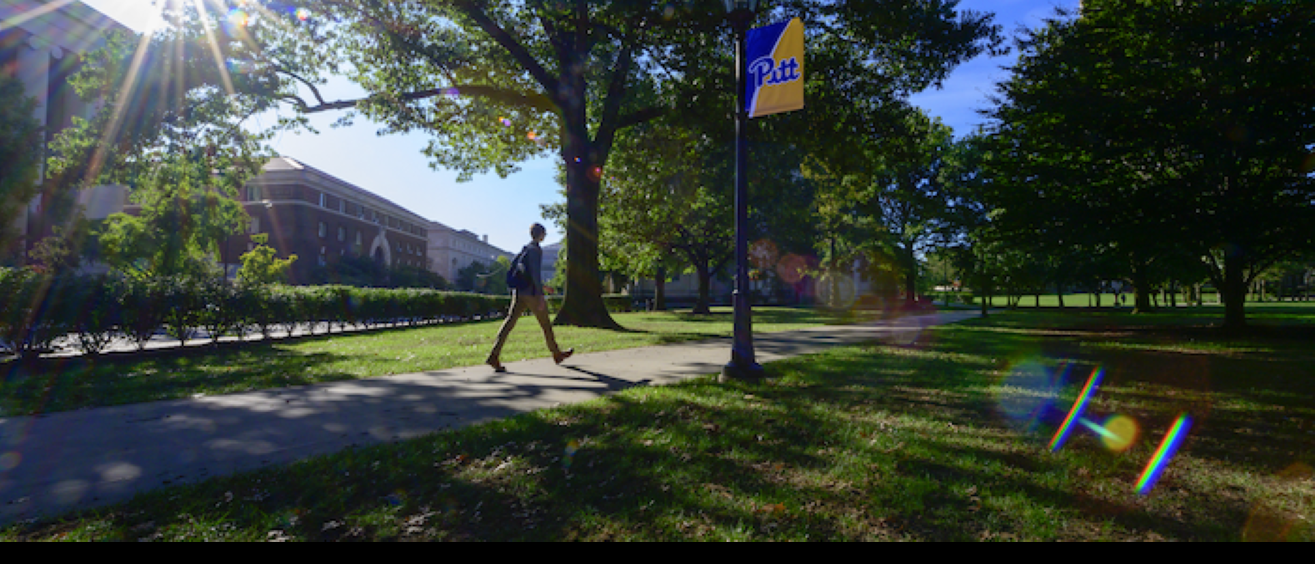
[0, 310, 980, 525]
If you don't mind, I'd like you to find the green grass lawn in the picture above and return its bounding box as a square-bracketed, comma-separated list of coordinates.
[948, 291, 1315, 315]
[4, 308, 1311, 541]
[0, 306, 868, 417]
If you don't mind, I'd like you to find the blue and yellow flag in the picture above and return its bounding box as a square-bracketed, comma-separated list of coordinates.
[745, 17, 804, 119]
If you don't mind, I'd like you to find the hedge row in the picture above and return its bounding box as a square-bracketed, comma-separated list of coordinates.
[0, 268, 510, 359]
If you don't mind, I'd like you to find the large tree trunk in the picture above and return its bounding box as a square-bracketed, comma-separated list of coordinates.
[1130, 256, 1154, 314]
[552, 101, 620, 329]
[654, 265, 667, 311]
[1221, 250, 1248, 331]
[903, 245, 918, 305]
[555, 160, 620, 329]
[693, 263, 712, 315]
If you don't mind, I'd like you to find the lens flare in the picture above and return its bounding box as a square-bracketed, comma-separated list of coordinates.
[296, 8, 311, 21]
[996, 360, 1063, 432]
[0, 451, 20, 471]
[1135, 414, 1192, 495]
[776, 253, 809, 285]
[1049, 367, 1103, 452]
[563, 439, 580, 471]
[226, 9, 251, 27]
[816, 270, 857, 310]
[1098, 414, 1139, 453]
[749, 239, 779, 270]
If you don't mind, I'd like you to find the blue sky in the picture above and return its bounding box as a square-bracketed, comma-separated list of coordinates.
[81, 0, 1077, 254]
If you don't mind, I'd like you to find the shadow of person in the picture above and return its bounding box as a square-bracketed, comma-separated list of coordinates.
[563, 366, 652, 393]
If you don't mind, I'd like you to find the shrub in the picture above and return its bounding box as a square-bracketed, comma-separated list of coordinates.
[198, 278, 247, 343]
[115, 275, 165, 351]
[68, 274, 121, 356]
[158, 275, 207, 345]
[0, 268, 83, 360]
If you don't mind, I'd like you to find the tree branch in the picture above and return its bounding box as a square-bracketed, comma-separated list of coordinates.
[270, 64, 331, 109]
[593, 42, 637, 163]
[615, 106, 668, 131]
[293, 85, 558, 115]
[454, 0, 561, 107]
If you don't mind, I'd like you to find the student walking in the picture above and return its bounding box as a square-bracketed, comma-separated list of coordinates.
[486, 223, 573, 372]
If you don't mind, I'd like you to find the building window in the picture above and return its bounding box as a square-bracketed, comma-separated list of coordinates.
[318, 222, 326, 238]
[319, 192, 327, 207]
[249, 217, 260, 234]
[338, 226, 345, 242]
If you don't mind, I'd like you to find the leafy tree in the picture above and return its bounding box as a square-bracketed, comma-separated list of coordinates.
[455, 255, 510, 295]
[587, 120, 696, 310]
[0, 75, 43, 263]
[867, 110, 955, 304]
[41, 7, 285, 277]
[96, 151, 250, 279]
[585, 119, 733, 314]
[238, 233, 298, 285]
[390, 263, 450, 290]
[936, 132, 1003, 314]
[984, 1, 1315, 329]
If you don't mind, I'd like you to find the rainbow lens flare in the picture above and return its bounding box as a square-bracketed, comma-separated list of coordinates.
[1135, 414, 1192, 495]
[1049, 367, 1103, 451]
[226, 9, 251, 27]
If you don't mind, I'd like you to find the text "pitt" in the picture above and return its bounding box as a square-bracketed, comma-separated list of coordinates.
[748, 56, 801, 89]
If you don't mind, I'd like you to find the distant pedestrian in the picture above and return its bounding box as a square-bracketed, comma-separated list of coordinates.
[486, 223, 573, 372]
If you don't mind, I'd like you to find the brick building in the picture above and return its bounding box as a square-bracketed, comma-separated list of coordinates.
[234, 157, 433, 285]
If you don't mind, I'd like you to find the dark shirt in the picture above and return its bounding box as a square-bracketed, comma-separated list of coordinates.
[518, 241, 543, 296]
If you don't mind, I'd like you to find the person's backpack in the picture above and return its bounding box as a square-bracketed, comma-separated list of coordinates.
[505, 249, 530, 291]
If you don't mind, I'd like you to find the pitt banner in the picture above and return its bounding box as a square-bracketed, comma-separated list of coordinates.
[745, 17, 804, 119]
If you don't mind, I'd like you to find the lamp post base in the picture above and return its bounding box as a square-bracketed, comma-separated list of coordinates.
[720, 355, 765, 384]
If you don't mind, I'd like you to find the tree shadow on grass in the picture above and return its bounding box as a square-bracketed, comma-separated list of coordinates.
[5, 314, 1310, 541]
[0, 344, 361, 416]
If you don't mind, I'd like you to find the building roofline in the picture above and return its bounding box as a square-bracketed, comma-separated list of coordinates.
[252, 156, 432, 226]
[3, 0, 132, 53]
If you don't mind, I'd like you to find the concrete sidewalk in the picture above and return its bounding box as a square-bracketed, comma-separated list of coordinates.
[0, 310, 979, 525]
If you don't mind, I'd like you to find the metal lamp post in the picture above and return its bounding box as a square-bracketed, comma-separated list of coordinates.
[720, 0, 765, 384]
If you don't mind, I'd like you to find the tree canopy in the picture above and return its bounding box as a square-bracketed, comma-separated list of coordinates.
[981, 0, 1315, 328]
[236, 0, 1001, 327]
